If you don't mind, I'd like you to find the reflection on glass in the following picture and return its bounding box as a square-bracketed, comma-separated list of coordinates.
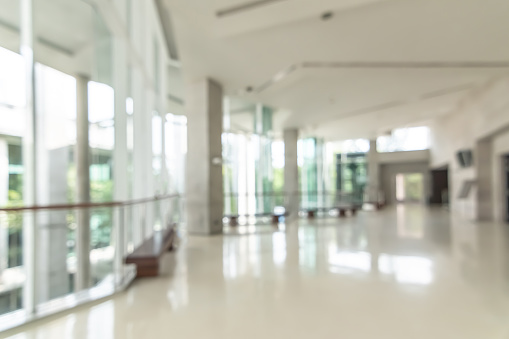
[379, 254, 433, 285]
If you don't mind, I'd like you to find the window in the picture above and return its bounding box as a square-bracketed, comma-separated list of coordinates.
[377, 126, 430, 153]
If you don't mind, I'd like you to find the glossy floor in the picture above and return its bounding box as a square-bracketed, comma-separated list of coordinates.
[3, 205, 509, 339]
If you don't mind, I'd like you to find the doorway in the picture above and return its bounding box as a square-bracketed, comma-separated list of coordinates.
[395, 173, 425, 203]
[430, 167, 449, 206]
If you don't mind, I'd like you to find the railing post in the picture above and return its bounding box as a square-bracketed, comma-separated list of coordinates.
[20, 0, 37, 317]
[114, 206, 125, 290]
[75, 73, 91, 292]
[76, 208, 91, 291]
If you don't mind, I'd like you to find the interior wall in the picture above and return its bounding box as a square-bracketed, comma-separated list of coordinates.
[430, 76, 509, 221]
[380, 162, 430, 205]
[492, 128, 509, 222]
[378, 150, 430, 164]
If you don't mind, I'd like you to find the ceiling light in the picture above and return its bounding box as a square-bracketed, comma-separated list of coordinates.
[321, 11, 333, 21]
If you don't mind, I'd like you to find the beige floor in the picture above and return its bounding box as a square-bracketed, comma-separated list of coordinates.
[3, 205, 509, 339]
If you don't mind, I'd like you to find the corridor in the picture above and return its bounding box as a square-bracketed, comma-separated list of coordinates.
[4, 206, 509, 339]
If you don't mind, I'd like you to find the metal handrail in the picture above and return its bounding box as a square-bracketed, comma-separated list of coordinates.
[222, 190, 362, 197]
[0, 194, 180, 212]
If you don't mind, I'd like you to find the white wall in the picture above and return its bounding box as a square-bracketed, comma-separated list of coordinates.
[430, 77, 509, 221]
[379, 150, 430, 164]
[492, 128, 509, 222]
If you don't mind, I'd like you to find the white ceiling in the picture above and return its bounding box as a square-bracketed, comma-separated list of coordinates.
[166, 0, 509, 140]
[0, 0, 95, 75]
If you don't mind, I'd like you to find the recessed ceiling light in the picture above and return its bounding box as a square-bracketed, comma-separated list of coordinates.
[321, 11, 333, 21]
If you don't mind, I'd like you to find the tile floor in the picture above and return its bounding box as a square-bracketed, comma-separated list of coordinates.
[3, 205, 509, 338]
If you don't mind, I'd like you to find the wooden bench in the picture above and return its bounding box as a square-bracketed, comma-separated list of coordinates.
[305, 209, 317, 218]
[270, 212, 287, 224]
[124, 225, 176, 278]
[337, 205, 360, 217]
[225, 213, 287, 226]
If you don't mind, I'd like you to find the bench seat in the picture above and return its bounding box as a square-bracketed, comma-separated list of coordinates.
[125, 225, 176, 278]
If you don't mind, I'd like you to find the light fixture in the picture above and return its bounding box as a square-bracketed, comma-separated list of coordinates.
[321, 11, 333, 21]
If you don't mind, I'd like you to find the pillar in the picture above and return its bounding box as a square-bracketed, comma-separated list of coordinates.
[113, 40, 127, 202]
[112, 37, 127, 280]
[186, 78, 223, 235]
[75, 74, 91, 291]
[34, 65, 71, 302]
[284, 129, 299, 220]
[132, 67, 147, 245]
[476, 138, 493, 221]
[21, 0, 37, 315]
[36, 147, 69, 302]
[365, 139, 380, 204]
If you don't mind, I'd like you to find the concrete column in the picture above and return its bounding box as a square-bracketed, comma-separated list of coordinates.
[185, 78, 223, 235]
[75, 74, 91, 291]
[35, 69, 69, 300]
[476, 138, 493, 221]
[366, 139, 380, 204]
[37, 148, 69, 302]
[112, 37, 127, 281]
[113, 38, 128, 202]
[284, 129, 299, 220]
[132, 68, 146, 245]
[21, 0, 37, 315]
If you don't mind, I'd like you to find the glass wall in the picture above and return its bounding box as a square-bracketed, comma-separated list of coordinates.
[377, 126, 430, 152]
[335, 139, 369, 206]
[165, 113, 187, 224]
[0, 0, 179, 328]
[0, 0, 24, 316]
[299, 138, 320, 210]
[165, 114, 187, 195]
[222, 104, 279, 222]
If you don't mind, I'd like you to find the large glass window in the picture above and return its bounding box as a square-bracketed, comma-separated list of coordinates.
[0, 48, 25, 108]
[165, 113, 187, 195]
[88, 81, 114, 203]
[377, 126, 430, 153]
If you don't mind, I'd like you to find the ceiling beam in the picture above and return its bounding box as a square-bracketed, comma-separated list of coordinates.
[248, 61, 509, 94]
[217, 0, 289, 18]
[318, 82, 476, 123]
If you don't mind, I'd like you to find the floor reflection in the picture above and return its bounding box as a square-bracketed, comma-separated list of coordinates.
[379, 254, 433, 285]
[5, 205, 509, 339]
[329, 251, 371, 273]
